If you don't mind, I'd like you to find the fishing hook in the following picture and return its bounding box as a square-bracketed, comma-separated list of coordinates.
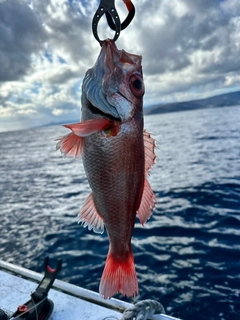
[92, 0, 135, 46]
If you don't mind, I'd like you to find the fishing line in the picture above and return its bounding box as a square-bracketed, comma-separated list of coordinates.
[10, 296, 48, 320]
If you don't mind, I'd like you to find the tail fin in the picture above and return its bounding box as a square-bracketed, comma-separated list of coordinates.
[99, 248, 138, 299]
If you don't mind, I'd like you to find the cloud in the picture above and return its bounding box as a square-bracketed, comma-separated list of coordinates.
[31, 0, 99, 68]
[124, 0, 240, 103]
[0, 0, 240, 131]
[0, 0, 46, 81]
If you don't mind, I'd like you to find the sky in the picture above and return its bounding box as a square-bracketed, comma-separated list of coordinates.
[0, 0, 240, 132]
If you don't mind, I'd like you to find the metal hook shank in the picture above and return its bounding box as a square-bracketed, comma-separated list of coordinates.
[92, 0, 121, 45]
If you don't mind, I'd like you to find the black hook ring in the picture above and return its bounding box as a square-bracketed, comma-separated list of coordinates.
[105, 3, 135, 31]
[92, 5, 121, 46]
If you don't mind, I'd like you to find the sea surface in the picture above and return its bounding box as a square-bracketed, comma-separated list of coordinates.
[0, 106, 240, 320]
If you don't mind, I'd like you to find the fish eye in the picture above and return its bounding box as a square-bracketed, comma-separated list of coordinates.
[133, 79, 142, 90]
[130, 75, 144, 98]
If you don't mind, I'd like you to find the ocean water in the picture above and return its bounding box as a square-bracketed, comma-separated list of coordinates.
[0, 106, 240, 320]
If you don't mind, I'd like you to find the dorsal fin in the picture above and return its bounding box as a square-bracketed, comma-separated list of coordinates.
[137, 130, 157, 225]
[143, 130, 157, 175]
[137, 177, 157, 225]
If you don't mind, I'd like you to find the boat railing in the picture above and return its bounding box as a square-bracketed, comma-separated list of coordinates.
[0, 259, 182, 320]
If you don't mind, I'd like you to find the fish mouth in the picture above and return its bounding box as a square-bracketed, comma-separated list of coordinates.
[83, 39, 142, 122]
[87, 100, 121, 122]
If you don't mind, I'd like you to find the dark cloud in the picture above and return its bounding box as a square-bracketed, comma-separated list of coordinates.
[31, 0, 98, 67]
[138, 0, 238, 77]
[47, 68, 81, 84]
[0, 0, 46, 81]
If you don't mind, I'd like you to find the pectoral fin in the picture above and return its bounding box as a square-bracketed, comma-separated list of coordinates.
[56, 132, 84, 158]
[64, 119, 110, 137]
[56, 119, 111, 158]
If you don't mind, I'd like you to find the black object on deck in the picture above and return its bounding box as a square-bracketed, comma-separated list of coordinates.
[0, 257, 62, 320]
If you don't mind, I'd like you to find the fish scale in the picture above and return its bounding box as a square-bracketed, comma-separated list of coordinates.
[82, 120, 144, 233]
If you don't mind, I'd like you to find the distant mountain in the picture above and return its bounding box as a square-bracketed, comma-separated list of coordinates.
[144, 90, 240, 115]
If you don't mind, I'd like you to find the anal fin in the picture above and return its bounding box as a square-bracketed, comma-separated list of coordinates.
[78, 193, 104, 234]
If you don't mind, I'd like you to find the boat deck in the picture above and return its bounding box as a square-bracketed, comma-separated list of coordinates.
[0, 260, 181, 320]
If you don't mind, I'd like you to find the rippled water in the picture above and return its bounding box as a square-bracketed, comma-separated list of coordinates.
[0, 106, 240, 320]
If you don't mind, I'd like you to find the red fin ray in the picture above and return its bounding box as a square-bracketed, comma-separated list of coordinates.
[64, 119, 111, 137]
[78, 193, 104, 234]
[56, 119, 111, 158]
[143, 129, 157, 174]
[56, 132, 84, 158]
[99, 248, 138, 299]
[136, 130, 157, 225]
[137, 177, 157, 225]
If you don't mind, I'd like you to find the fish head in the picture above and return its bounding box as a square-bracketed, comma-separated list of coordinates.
[82, 39, 144, 122]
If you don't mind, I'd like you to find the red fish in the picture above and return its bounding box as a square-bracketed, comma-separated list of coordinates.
[56, 39, 156, 299]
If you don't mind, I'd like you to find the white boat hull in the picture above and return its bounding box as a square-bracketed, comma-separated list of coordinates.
[0, 260, 181, 320]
